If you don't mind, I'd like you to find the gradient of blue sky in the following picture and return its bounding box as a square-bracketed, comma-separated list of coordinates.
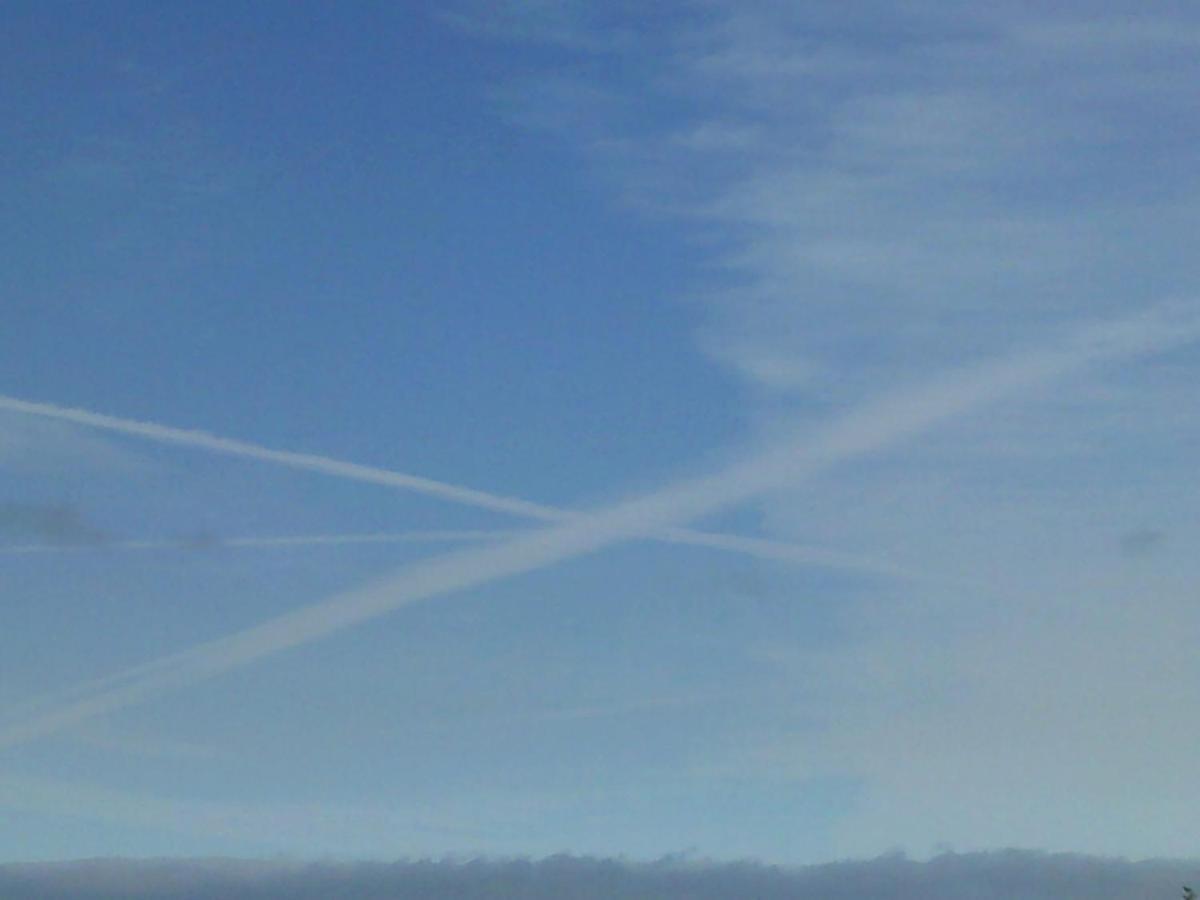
[2, 0, 1199, 865]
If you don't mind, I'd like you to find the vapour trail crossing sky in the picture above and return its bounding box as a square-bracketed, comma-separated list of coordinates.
[2, 301, 1195, 754]
[0, 392, 937, 580]
[3, 0, 1200, 866]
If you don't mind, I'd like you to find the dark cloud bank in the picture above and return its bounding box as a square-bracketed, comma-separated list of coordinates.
[0, 851, 1195, 900]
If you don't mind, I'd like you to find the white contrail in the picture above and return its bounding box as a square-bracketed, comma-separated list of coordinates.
[0, 529, 501, 724]
[0, 394, 556, 520]
[0, 391, 941, 580]
[0, 531, 935, 728]
[2, 302, 1194, 750]
[1, 525, 935, 732]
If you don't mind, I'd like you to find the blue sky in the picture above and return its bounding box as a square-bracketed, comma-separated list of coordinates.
[2, 0, 1199, 865]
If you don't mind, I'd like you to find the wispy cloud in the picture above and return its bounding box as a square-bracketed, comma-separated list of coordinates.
[484, 3, 1200, 402]
[1, 301, 1193, 751]
[471, 7, 1200, 858]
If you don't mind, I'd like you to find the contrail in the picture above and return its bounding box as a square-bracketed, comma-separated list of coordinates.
[0, 395, 556, 520]
[0, 530, 504, 555]
[1, 302, 1194, 750]
[0, 392, 942, 580]
[1, 531, 945, 727]
[0, 529, 501, 725]
[0, 529, 932, 582]
[0, 529, 933, 728]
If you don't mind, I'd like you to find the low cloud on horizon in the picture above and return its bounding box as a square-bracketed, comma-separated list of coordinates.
[1, 850, 1196, 900]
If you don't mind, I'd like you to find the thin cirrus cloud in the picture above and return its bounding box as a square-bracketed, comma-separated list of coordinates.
[0, 299, 1195, 752]
[480, 3, 1200, 406]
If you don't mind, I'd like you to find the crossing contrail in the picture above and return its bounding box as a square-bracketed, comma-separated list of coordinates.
[1, 302, 1194, 750]
[0, 393, 940, 580]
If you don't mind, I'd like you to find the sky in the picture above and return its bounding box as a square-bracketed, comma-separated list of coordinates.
[2, 0, 1200, 867]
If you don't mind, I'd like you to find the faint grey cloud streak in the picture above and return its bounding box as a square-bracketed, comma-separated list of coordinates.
[0, 502, 108, 546]
[1119, 528, 1167, 558]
